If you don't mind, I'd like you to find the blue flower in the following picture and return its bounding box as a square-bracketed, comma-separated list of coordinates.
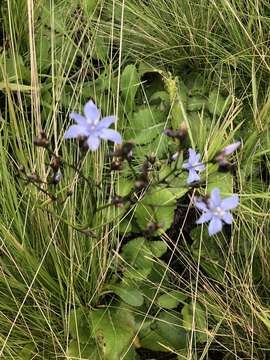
[64, 100, 122, 151]
[222, 141, 241, 155]
[182, 149, 205, 184]
[195, 188, 239, 236]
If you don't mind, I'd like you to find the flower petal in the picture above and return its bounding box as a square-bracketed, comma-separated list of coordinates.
[182, 162, 191, 170]
[196, 211, 213, 224]
[96, 116, 116, 130]
[223, 141, 241, 155]
[69, 112, 86, 126]
[84, 100, 100, 122]
[221, 195, 239, 210]
[64, 125, 88, 139]
[188, 148, 197, 164]
[99, 129, 122, 144]
[222, 212, 233, 224]
[187, 168, 200, 184]
[210, 188, 221, 207]
[87, 135, 100, 151]
[194, 198, 208, 212]
[194, 153, 201, 163]
[195, 163, 205, 172]
[208, 217, 223, 236]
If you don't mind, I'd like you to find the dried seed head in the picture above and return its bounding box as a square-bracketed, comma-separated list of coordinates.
[112, 195, 125, 208]
[50, 157, 62, 172]
[34, 130, 49, 148]
[147, 153, 156, 165]
[17, 165, 25, 172]
[111, 142, 134, 161]
[27, 172, 42, 183]
[111, 159, 122, 171]
[145, 222, 161, 234]
[135, 178, 148, 190]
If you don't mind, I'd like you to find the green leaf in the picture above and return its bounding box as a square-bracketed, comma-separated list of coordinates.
[69, 307, 92, 343]
[158, 291, 187, 309]
[109, 284, 144, 307]
[150, 91, 170, 105]
[156, 311, 187, 350]
[207, 171, 233, 195]
[187, 96, 207, 112]
[185, 72, 207, 96]
[125, 108, 165, 145]
[67, 340, 100, 359]
[17, 344, 36, 359]
[90, 309, 136, 360]
[207, 90, 232, 116]
[37, 34, 51, 72]
[181, 303, 207, 343]
[82, 0, 99, 17]
[117, 178, 133, 197]
[121, 64, 140, 112]
[121, 238, 154, 279]
[146, 240, 167, 258]
[135, 188, 176, 231]
[139, 311, 186, 351]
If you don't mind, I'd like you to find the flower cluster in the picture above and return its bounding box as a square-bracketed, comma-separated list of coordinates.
[63, 100, 240, 237]
[180, 143, 240, 235]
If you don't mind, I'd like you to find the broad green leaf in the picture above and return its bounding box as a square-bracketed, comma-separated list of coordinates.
[187, 96, 207, 112]
[109, 284, 144, 307]
[139, 311, 186, 351]
[207, 171, 233, 195]
[93, 35, 109, 60]
[139, 325, 169, 352]
[134, 133, 168, 159]
[181, 303, 207, 343]
[121, 238, 154, 279]
[117, 178, 133, 197]
[67, 340, 100, 360]
[208, 90, 232, 116]
[156, 311, 187, 350]
[121, 64, 140, 112]
[90, 309, 136, 360]
[69, 307, 92, 343]
[125, 108, 165, 145]
[135, 188, 176, 231]
[158, 291, 187, 309]
[146, 240, 167, 258]
[150, 91, 170, 105]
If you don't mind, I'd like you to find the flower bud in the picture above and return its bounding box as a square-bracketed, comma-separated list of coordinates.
[50, 171, 62, 185]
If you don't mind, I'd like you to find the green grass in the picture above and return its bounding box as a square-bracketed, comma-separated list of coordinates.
[0, 0, 270, 359]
